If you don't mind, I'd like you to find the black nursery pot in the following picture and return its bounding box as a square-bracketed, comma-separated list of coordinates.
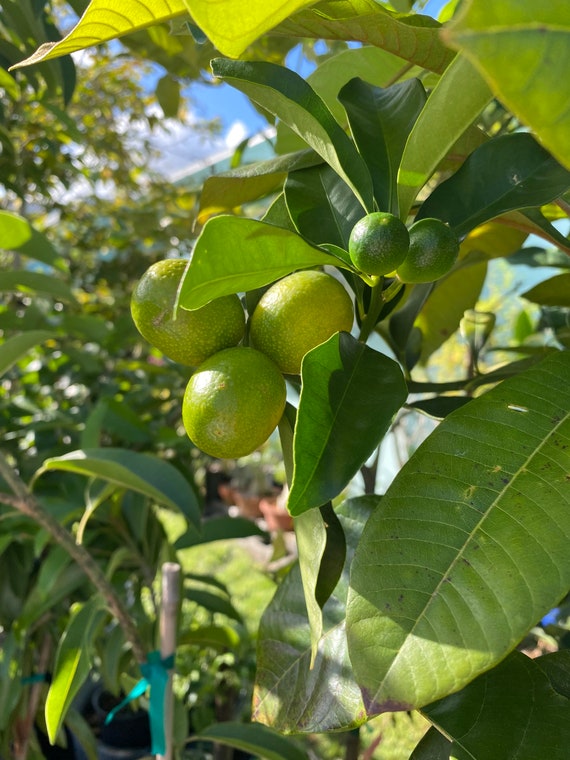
[91, 686, 151, 755]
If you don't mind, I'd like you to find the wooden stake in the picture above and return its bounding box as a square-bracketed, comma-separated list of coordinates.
[158, 562, 181, 760]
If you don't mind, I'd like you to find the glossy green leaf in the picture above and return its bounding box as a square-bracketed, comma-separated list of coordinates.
[34, 448, 201, 530]
[0, 270, 76, 302]
[178, 624, 240, 650]
[211, 58, 373, 212]
[288, 332, 407, 516]
[284, 164, 363, 249]
[521, 274, 570, 307]
[347, 350, 570, 713]
[254, 497, 375, 732]
[190, 721, 308, 760]
[410, 727, 457, 760]
[12, 0, 189, 69]
[178, 216, 345, 310]
[418, 133, 570, 237]
[508, 247, 570, 270]
[443, 0, 570, 170]
[46, 599, 107, 743]
[185, 588, 243, 623]
[0, 331, 55, 376]
[423, 651, 570, 759]
[338, 77, 427, 215]
[188, 0, 315, 57]
[277, 1, 455, 74]
[398, 54, 493, 220]
[197, 149, 321, 224]
[0, 209, 32, 248]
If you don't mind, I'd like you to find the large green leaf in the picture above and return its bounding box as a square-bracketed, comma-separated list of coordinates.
[0, 331, 55, 376]
[0, 210, 67, 271]
[284, 163, 363, 249]
[277, 0, 455, 74]
[418, 133, 570, 237]
[33, 448, 201, 530]
[11, 0, 189, 68]
[398, 54, 493, 220]
[419, 651, 570, 760]
[197, 149, 322, 224]
[253, 497, 375, 732]
[178, 216, 345, 310]
[443, 0, 570, 171]
[521, 274, 570, 307]
[174, 515, 266, 549]
[45, 599, 107, 743]
[338, 77, 427, 216]
[211, 59, 373, 212]
[190, 721, 308, 760]
[347, 350, 570, 713]
[288, 332, 407, 516]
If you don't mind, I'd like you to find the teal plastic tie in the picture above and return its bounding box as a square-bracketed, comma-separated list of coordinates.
[21, 673, 49, 685]
[104, 650, 175, 755]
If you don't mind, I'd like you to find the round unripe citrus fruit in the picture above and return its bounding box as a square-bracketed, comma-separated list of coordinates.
[396, 218, 459, 284]
[348, 212, 409, 276]
[182, 347, 286, 459]
[249, 270, 354, 375]
[131, 259, 245, 366]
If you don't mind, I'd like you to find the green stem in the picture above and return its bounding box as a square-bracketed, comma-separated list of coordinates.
[0, 453, 146, 664]
[359, 279, 404, 344]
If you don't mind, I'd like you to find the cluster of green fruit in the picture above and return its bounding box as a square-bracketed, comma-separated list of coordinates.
[348, 212, 459, 282]
[130, 261, 353, 459]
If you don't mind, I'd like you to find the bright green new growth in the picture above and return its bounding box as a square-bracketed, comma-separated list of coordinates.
[182, 347, 287, 459]
[249, 269, 354, 375]
[348, 212, 410, 276]
[396, 218, 460, 283]
[130, 259, 245, 366]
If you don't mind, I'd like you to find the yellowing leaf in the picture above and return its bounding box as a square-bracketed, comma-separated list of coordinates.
[11, 0, 189, 69]
[186, 0, 318, 57]
[443, 0, 570, 170]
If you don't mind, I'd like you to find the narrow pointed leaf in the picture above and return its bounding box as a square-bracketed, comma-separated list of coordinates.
[1, 270, 76, 302]
[347, 350, 570, 713]
[288, 332, 407, 516]
[34, 448, 200, 530]
[46, 599, 107, 743]
[398, 54, 493, 219]
[423, 651, 570, 759]
[12, 0, 189, 69]
[191, 721, 309, 760]
[0, 331, 55, 376]
[178, 216, 345, 310]
[443, 0, 570, 170]
[522, 274, 570, 307]
[211, 58, 373, 212]
[254, 497, 375, 732]
[338, 77, 427, 215]
[417, 133, 570, 237]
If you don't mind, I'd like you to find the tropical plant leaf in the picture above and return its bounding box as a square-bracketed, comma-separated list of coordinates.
[276, 0, 455, 74]
[417, 133, 570, 237]
[443, 0, 570, 170]
[174, 515, 266, 549]
[197, 149, 321, 224]
[11, 0, 189, 68]
[254, 497, 375, 732]
[178, 216, 345, 310]
[45, 599, 107, 743]
[422, 651, 570, 760]
[284, 163, 363, 249]
[211, 58, 374, 211]
[0, 331, 55, 377]
[190, 721, 309, 760]
[521, 274, 570, 307]
[178, 623, 241, 650]
[33, 448, 201, 530]
[347, 350, 570, 714]
[288, 332, 407, 516]
[338, 77, 427, 215]
[398, 54, 492, 220]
